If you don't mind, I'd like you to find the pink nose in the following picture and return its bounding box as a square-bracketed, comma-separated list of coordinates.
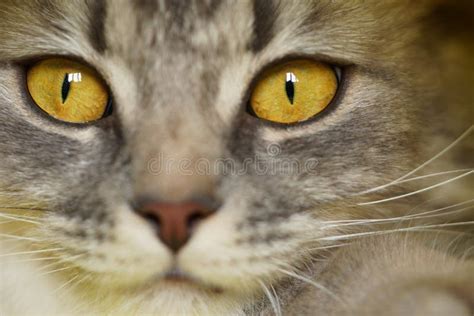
[138, 201, 216, 252]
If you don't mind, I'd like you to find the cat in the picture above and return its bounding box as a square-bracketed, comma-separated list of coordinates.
[0, 0, 473, 315]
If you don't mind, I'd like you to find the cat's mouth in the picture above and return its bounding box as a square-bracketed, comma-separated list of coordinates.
[161, 267, 223, 293]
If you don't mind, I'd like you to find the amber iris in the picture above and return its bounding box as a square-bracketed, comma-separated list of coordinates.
[27, 58, 110, 123]
[250, 59, 338, 124]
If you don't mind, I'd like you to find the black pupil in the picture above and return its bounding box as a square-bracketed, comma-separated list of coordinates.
[61, 73, 71, 104]
[285, 75, 295, 105]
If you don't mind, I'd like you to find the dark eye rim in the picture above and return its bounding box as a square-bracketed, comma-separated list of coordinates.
[21, 55, 115, 128]
[244, 54, 349, 128]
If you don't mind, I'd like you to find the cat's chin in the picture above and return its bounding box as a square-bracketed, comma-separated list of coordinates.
[161, 267, 224, 293]
[73, 270, 253, 315]
[79, 265, 239, 296]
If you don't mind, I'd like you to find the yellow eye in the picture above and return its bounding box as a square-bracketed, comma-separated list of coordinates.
[27, 58, 111, 123]
[250, 59, 338, 124]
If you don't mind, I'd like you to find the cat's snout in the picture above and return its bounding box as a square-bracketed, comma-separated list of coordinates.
[136, 200, 218, 253]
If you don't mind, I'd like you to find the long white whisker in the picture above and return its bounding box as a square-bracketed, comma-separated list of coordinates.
[37, 253, 85, 273]
[0, 212, 44, 220]
[318, 221, 474, 242]
[321, 198, 439, 225]
[411, 205, 474, 220]
[258, 279, 282, 316]
[306, 243, 352, 251]
[0, 213, 42, 224]
[0, 247, 63, 258]
[358, 169, 472, 196]
[12, 256, 63, 263]
[358, 170, 473, 205]
[64, 273, 90, 294]
[324, 199, 474, 228]
[358, 125, 473, 194]
[39, 265, 77, 277]
[53, 274, 80, 294]
[270, 284, 282, 316]
[276, 268, 346, 305]
[0, 206, 48, 212]
[397, 169, 473, 184]
[0, 233, 44, 242]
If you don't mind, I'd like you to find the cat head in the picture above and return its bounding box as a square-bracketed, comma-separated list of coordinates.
[0, 0, 472, 313]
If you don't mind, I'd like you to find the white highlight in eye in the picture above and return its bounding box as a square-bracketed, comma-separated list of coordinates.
[67, 73, 82, 83]
[285, 72, 298, 82]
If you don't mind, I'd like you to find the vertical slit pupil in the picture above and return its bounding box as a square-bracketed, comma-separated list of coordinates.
[61, 73, 71, 104]
[285, 76, 295, 105]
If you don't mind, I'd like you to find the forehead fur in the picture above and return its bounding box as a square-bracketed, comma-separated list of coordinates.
[0, 1, 450, 62]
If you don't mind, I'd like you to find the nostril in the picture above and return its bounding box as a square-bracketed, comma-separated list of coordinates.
[143, 212, 160, 229]
[187, 209, 211, 232]
[134, 199, 218, 253]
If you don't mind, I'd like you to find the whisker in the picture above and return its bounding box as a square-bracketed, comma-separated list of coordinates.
[322, 197, 442, 224]
[270, 284, 282, 316]
[317, 221, 474, 242]
[356, 169, 471, 196]
[358, 125, 473, 194]
[413, 229, 474, 236]
[0, 213, 42, 224]
[0, 247, 63, 258]
[276, 268, 346, 305]
[411, 205, 474, 220]
[0, 233, 44, 242]
[324, 199, 474, 228]
[37, 254, 85, 273]
[306, 243, 352, 251]
[64, 273, 91, 294]
[396, 168, 473, 184]
[12, 256, 63, 263]
[53, 273, 80, 294]
[358, 170, 473, 205]
[0, 206, 49, 212]
[258, 279, 282, 316]
[39, 265, 77, 277]
[0, 212, 44, 220]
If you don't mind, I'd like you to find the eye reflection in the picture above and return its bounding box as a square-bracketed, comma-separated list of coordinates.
[67, 72, 82, 83]
[285, 72, 298, 105]
[61, 72, 83, 103]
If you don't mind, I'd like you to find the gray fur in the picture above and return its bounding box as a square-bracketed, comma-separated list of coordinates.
[0, 0, 473, 315]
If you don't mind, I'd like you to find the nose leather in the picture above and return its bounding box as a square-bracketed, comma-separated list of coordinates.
[138, 201, 215, 252]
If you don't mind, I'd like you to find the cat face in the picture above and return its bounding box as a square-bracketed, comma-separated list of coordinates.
[0, 0, 472, 313]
